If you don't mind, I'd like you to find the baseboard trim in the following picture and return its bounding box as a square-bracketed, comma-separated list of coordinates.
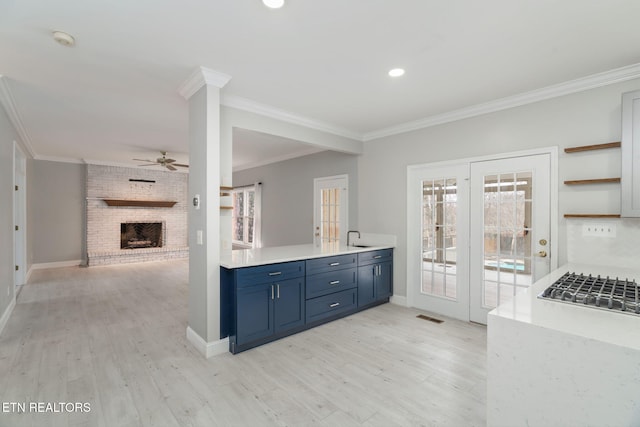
[30, 260, 82, 271]
[390, 295, 407, 307]
[0, 296, 16, 336]
[186, 326, 229, 358]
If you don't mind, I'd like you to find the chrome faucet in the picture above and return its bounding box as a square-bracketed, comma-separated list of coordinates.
[347, 230, 360, 247]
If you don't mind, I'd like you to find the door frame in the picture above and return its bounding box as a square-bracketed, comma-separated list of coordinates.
[407, 147, 558, 320]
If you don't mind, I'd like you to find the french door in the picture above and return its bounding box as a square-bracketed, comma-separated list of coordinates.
[469, 154, 551, 323]
[408, 150, 554, 324]
[313, 175, 348, 245]
[407, 163, 470, 321]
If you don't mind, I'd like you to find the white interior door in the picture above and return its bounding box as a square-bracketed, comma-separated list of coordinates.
[469, 154, 552, 323]
[407, 163, 470, 321]
[314, 175, 348, 246]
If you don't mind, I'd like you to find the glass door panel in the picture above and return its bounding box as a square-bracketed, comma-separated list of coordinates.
[470, 155, 551, 324]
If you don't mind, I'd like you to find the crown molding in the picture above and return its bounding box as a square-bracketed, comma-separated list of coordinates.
[178, 67, 232, 100]
[363, 62, 640, 141]
[0, 76, 37, 158]
[221, 95, 363, 141]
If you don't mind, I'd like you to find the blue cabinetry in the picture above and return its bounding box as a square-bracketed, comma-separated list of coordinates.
[221, 248, 393, 354]
[357, 249, 393, 308]
[228, 261, 305, 353]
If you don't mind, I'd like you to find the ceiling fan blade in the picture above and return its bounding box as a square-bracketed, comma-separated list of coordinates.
[166, 164, 177, 171]
[173, 163, 189, 168]
[165, 158, 177, 163]
[133, 158, 155, 162]
[138, 163, 159, 167]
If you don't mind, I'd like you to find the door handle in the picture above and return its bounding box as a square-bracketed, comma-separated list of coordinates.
[329, 262, 340, 266]
[535, 250, 547, 258]
[271, 284, 274, 300]
[329, 280, 340, 285]
[329, 302, 340, 308]
[276, 284, 280, 299]
[268, 271, 282, 276]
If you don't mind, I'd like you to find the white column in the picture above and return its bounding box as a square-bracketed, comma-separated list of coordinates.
[179, 67, 232, 357]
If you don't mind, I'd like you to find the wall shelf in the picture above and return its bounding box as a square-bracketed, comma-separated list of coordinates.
[103, 199, 177, 208]
[220, 186, 233, 210]
[564, 178, 621, 185]
[564, 141, 621, 153]
[563, 140, 621, 219]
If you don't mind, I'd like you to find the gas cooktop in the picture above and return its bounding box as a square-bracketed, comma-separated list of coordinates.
[539, 271, 640, 316]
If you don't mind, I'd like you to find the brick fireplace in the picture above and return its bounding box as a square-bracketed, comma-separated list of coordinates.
[86, 164, 188, 266]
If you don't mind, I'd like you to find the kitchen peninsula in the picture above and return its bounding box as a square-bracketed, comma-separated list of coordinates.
[220, 243, 394, 354]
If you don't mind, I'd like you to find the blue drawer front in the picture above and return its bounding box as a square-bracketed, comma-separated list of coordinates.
[236, 261, 305, 287]
[357, 249, 393, 266]
[306, 254, 357, 275]
[306, 268, 357, 299]
[306, 288, 357, 323]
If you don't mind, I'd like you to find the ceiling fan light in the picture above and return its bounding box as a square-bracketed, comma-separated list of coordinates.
[263, 0, 285, 9]
[388, 68, 405, 77]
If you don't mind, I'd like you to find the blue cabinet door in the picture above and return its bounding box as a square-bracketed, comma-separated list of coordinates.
[274, 278, 305, 333]
[357, 264, 376, 307]
[236, 283, 274, 345]
[375, 260, 393, 300]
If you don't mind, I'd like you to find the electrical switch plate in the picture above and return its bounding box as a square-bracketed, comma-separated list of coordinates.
[582, 222, 617, 238]
[197, 230, 203, 245]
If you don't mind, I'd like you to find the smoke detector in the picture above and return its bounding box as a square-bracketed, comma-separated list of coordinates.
[52, 31, 75, 47]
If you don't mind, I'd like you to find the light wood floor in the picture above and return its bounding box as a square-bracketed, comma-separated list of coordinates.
[0, 260, 487, 427]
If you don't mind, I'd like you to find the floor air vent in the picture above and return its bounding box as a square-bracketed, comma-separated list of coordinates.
[416, 314, 444, 324]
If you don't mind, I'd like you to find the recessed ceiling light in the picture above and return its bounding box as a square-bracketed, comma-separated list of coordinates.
[263, 0, 285, 8]
[52, 30, 75, 47]
[388, 68, 405, 77]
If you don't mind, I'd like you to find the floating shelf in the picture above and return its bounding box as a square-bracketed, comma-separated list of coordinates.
[220, 186, 233, 210]
[102, 199, 177, 208]
[564, 178, 621, 185]
[564, 214, 621, 218]
[564, 141, 621, 153]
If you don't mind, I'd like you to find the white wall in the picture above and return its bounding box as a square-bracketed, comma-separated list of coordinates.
[358, 78, 640, 299]
[233, 150, 359, 247]
[29, 160, 85, 265]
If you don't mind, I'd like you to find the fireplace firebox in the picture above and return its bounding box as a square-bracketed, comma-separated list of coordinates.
[120, 222, 163, 249]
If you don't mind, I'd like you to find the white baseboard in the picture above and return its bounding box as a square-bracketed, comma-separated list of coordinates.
[186, 326, 229, 358]
[390, 294, 407, 307]
[0, 296, 16, 336]
[30, 260, 82, 271]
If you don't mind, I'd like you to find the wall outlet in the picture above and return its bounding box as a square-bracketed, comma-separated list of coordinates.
[582, 222, 617, 238]
[196, 230, 203, 245]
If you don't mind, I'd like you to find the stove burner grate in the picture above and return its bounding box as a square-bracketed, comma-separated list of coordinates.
[539, 272, 640, 316]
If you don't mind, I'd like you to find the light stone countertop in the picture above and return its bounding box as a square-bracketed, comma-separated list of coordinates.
[489, 262, 640, 351]
[220, 243, 395, 269]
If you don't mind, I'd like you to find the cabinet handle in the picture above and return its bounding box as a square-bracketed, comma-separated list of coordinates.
[271, 285, 274, 300]
[268, 271, 282, 276]
[329, 280, 340, 285]
[276, 284, 280, 299]
[373, 255, 382, 259]
[329, 302, 340, 308]
[329, 262, 340, 266]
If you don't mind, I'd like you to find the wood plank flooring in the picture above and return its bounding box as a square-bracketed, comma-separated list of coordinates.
[0, 260, 487, 426]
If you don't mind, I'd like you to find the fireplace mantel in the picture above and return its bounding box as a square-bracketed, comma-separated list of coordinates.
[102, 199, 177, 208]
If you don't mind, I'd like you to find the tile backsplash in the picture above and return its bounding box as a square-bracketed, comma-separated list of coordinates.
[567, 218, 640, 268]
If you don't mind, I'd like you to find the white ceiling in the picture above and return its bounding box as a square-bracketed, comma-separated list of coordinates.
[1, 0, 639, 171]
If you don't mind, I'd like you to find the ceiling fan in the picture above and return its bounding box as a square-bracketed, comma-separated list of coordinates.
[133, 151, 189, 171]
